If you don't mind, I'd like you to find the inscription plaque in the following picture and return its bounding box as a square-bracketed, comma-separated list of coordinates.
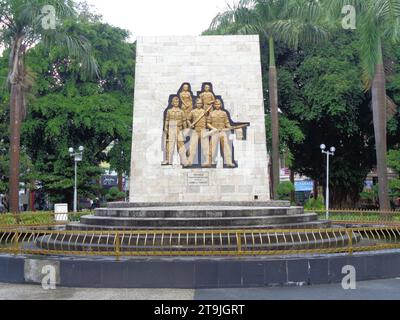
[188, 172, 210, 186]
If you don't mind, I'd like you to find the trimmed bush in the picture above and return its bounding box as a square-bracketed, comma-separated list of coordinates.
[277, 182, 295, 201]
[304, 197, 325, 210]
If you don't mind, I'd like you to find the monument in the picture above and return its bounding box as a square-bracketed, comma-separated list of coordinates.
[63, 35, 330, 233]
[130, 35, 270, 203]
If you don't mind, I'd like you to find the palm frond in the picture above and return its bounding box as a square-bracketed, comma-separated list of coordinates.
[270, 0, 329, 49]
[42, 31, 99, 79]
[374, 0, 400, 21]
[375, 0, 400, 42]
[324, 0, 367, 16]
[271, 19, 328, 49]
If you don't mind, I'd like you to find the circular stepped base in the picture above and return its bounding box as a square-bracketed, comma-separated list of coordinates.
[78, 203, 319, 230]
[38, 202, 343, 253]
[79, 212, 319, 228]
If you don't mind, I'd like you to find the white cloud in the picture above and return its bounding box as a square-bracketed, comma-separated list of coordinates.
[85, 0, 230, 40]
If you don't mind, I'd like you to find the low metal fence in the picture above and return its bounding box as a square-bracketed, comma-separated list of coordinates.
[309, 209, 400, 225]
[1, 209, 400, 258]
[1, 226, 400, 258]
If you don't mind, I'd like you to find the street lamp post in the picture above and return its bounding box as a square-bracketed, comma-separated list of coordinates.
[69, 146, 84, 213]
[320, 144, 336, 220]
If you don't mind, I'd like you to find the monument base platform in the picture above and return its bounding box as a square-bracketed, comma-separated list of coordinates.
[66, 201, 331, 230]
[35, 201, 347, 253]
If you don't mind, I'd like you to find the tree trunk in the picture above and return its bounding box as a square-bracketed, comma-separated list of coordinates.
[290, 170, 295, 204]
[8, 36, 24, 214]
[9, 83, 23, 213]
[118, 172, 123, 192]
[269, 37, 280, 200]
[29, 189, 35, 212]
[371, 39, 390, 212]
[313, 180, 319, 200]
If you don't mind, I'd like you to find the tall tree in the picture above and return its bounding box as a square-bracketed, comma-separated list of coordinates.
[19, 17, 134, 209]
[266, 31, 377, 208]
[326, 0, 400, 210]
[0, 0, 98, 213]
[207, 0, 328, 199]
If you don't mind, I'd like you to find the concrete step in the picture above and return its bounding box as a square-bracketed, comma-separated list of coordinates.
[80, 213, 318, 228]
[106, 201, 291, 209]
[66, 220, 332, 231]
[94, 206, 304, 218]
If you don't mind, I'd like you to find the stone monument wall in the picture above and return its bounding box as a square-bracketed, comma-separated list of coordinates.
[130, 35, 270, 203]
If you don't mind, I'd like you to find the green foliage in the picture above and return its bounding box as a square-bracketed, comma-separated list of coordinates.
[0, 211, 93, 225]
[389, 150, 400, 173]
[389, 179, 400, 198]
[265, 114, 304, 152]
[277, 182, 295, 201]
[388, 150, 400, 200]
[0, 17, 135, 206]
[304, 197, 325, 210]
[326, 0, 400, 87]
[274, 31, 378, 206]
[105, 187, 125, 202]
[0, 212, 55, 225]
[360, 191, 375, 202]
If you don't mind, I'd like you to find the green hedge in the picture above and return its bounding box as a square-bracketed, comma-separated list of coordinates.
[0, 211, 93, 226]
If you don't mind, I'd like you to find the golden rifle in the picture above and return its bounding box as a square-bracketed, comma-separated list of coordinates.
[189, 104, 214, 128]
[204, 123, 249, 138]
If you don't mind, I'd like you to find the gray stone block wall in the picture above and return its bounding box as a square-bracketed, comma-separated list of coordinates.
[130, 35, 270, 203]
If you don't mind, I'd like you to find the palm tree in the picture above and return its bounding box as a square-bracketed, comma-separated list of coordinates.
[208, 0, 328, 199]
[326, 0, 400, 210]
[0, 0, 98, 213]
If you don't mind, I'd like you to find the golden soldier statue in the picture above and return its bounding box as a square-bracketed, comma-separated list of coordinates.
[187, 98, 211, 167]
[200, 84, 216, 110]
[179, 83, 193, 118]
[162, 96, 189, 166]
[207, 99, 235, 168]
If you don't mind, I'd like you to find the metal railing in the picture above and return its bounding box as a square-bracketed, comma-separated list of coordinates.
[1, 226, 400, 258]
[1, 209, 400, 258]
[309, 209, 400, 225]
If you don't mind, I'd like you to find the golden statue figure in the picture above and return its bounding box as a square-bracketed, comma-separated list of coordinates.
[161, 83, 250, 169]
[187, 98, 211, 167]
[200, 84, 216, 110]
[162, 96, 189, 166]
[179, 83, 194, 118]
[207, 99, 235, 168]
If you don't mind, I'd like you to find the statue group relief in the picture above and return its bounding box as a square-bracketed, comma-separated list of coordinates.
[161, 83, 250, 169]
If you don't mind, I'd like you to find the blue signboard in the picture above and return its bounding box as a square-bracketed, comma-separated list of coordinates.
[295, 180, 314, 192]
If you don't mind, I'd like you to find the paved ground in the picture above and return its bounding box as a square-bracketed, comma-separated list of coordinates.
[1, 279, 400, 300]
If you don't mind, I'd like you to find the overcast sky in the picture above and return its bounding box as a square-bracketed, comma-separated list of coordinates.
[85, 0, 231, 40]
